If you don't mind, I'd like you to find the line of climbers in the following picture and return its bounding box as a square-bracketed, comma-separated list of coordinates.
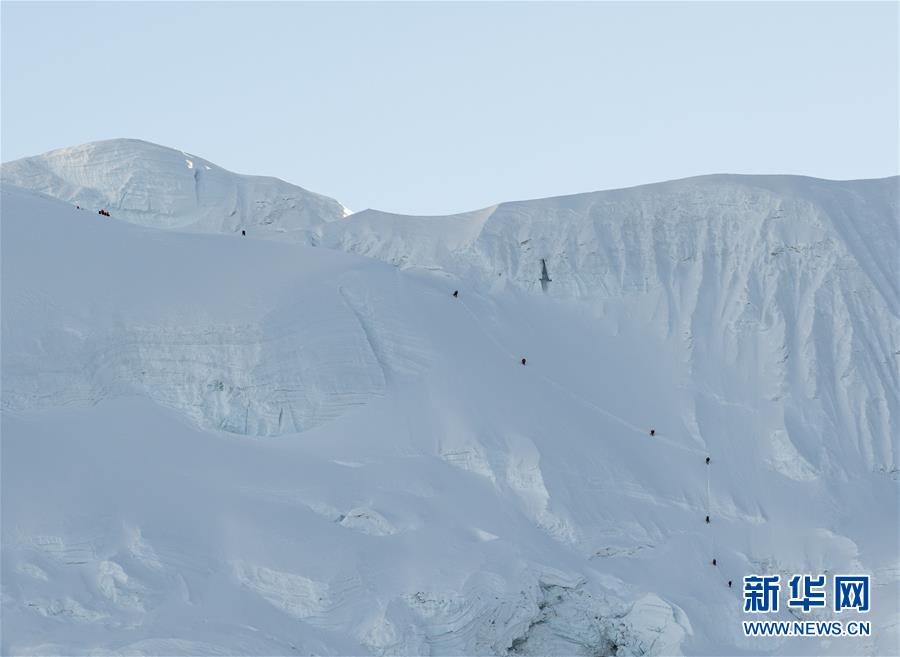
[704, 453, 730, 587]
[450, 286, 731, 588]
[648, 425, 725, 583]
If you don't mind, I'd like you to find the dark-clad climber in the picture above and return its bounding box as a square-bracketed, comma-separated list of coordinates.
[728, 580, 733, 588]
[521, 358, 527, 366]
[452, 290, 458, 298]
[705, 515, 710, 523]
[649, 429, 656, 437]
[705, 456, 710, 465]
[241, 229, 246, 236]
[712, 558, 717, 566]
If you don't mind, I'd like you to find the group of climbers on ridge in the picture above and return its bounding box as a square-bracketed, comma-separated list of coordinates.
[77, 203, 110, 216]
[75, 203, 111, 217]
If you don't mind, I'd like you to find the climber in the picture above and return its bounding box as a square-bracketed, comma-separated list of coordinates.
[241, 229, 246, 236]
[705, 456, 710, 465]
[453, 290, 459, 298]
[712, 558, 717, 566]
[728, 580, 733, 588]
[649, 429, 656, 437]
[705, 515, 710, 524]
[521, 358, 527, 366]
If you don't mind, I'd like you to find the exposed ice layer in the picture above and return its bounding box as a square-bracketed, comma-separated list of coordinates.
[0, 139, 348, 240]
[330, 176, 897, 307]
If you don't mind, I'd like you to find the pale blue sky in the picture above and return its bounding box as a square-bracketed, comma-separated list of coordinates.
[2, 2, 898, 215]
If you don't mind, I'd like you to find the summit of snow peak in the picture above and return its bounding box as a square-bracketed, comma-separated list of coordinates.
[0, 138, 350, 241]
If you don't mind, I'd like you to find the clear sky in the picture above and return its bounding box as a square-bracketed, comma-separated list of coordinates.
[2, 2, 898, 215]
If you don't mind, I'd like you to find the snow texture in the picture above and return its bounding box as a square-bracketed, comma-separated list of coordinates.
[2, 140, 898, 656]
[1, 139, 349, 241]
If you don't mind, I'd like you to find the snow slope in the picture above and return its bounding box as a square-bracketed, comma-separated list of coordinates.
[2, 143, 899, 656]
[0, 139, 350, 240]
[324, 175, 900, 483]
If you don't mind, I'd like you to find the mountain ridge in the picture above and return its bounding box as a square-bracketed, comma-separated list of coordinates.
[5, 137, 897, 221]
[1, 140, 898, 655]
[1, 138, 351, 241]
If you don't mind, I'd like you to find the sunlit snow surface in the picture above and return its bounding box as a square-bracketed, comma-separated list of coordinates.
[0, 139, 346, 240]
[1, 142, 898, 655]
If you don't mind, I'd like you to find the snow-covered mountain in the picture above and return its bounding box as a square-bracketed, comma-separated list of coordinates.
[2, 141, 898, 656]
[326, 176, 900, 478]
[0, 139, 350, 241]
